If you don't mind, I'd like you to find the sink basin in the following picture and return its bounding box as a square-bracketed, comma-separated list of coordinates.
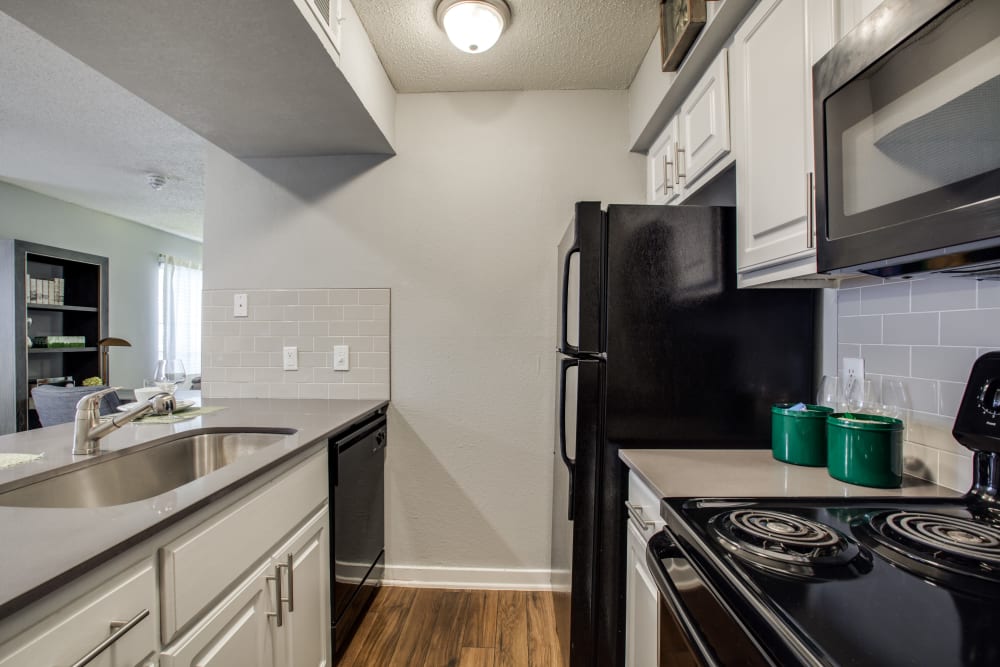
[0, 429, 296, 508]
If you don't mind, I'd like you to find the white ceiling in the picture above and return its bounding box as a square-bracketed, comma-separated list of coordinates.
[0, 13, 207, 241]
[352, 0, 661, 93]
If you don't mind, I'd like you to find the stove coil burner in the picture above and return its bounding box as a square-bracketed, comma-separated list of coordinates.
[856, 511, 1000, 593]
[710, 510, 865, 578]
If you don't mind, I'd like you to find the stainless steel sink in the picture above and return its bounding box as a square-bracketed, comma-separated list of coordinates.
[0, 429, 296, 508]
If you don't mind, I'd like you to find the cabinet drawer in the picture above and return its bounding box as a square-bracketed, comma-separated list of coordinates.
[0, 558, 157, 667]
[626, 471, 664, 541]
[160, 449, 328, 642]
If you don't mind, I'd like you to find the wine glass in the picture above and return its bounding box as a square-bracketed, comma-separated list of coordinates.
[880, 379, 911, 433]
[845, 378, 878, 414]
[816, 375, 842, 410]
[153, 359, 186, 395]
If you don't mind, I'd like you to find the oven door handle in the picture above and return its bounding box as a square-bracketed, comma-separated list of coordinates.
[646, 530, 723, 667]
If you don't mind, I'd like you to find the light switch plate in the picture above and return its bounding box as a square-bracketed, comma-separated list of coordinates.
[333, 345, 349, 371]
[283, 346, 298, 371]
[233, 293, 248, 318]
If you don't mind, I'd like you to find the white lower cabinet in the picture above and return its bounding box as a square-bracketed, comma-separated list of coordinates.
[159, 562, 277, 667]
[273, 507, 331, 667]
[0, 559, 158, 667]
[624, 472, 665, 667]
[161, 506, 330, 667]
[0, 447, 331, 667]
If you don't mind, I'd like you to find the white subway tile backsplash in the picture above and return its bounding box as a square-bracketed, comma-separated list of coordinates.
[911, 346, 977, 382]
[203, 288, 390, 401]
[910, 278, 977, 312]
[882, 313, 938, 345]
[978, 281, 1000, 308]
[938, 381, 966, 418]
[859, 281, 910, 315]
[859, 345, 910, 376]
[838, 315, 882, 344]
[837, 289, 860, 317]
[835, 275, 984, 492]
[941, 309, 1000, 347]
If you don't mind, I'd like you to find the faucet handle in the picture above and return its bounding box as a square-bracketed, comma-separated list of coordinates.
[74, 387, 121, 413]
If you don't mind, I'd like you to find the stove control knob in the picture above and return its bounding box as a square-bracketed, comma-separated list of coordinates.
[977, 378, 1000, 419]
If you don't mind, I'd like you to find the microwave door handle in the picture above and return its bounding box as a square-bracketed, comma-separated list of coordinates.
[558, 357, 579, 521]
[560, 245, 580, 355]
[646, 531, 723, 667]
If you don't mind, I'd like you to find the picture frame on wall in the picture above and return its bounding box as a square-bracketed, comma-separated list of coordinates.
[660, 0, 708, 72]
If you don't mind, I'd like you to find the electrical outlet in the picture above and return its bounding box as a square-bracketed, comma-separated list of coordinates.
[333, 345, 349, 371]
[842, 357, 864, 396]
[282, 346, 298, 371]
[233, 293, 248, 318]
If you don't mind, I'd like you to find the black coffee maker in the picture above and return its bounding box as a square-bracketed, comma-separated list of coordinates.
[953, 352, 1000, 508]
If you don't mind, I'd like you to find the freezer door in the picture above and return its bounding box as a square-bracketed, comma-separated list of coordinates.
[557, 202, 605, 355]
[551, 355, 604, 667]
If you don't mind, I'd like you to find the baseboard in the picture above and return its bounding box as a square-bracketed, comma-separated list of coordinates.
[382, 564, 553, 590]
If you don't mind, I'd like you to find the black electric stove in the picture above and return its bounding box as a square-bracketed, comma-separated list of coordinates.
[646, 353, 1000, 666]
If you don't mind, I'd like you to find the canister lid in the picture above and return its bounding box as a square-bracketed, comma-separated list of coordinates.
[772, 403, 835, 418]
[827, 413, 903, 431]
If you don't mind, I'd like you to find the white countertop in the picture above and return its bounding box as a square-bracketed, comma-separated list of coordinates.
[0, 397, 387, 619]
[619, 448, 961, 499]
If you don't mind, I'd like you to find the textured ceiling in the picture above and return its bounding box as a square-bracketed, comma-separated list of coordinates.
[0, 13, 206, 241]
[352, 0, 661, 92]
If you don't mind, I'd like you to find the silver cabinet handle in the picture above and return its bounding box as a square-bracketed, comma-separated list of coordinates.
[806, 171, 815, 249]
[625, 502, 655, 529]
[285, 553, 294, 613]
[267, 559, 291, 627]
[663, 155, 673, 195]
[69, 608, 149, 667]
[675, 145, 686, 184]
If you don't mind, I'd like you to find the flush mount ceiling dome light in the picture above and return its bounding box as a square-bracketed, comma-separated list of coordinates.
[436, 0, 511, 54]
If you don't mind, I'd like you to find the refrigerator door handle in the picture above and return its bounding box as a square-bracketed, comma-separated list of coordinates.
[560, 244, 580, 355]
[558, 357, 579, 521]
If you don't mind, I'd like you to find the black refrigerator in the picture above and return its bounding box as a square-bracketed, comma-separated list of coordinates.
[551, 202, 816, 667]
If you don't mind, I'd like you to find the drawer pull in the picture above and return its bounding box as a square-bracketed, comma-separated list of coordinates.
[285, 553, 295, 613]
[625, 502, 655, 529]
[267, 559, 291, 627]
[68, 608, 149, 667]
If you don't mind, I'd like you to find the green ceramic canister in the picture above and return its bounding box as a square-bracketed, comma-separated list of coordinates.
[826, 413, 904, 488]
[771, 404, 835, 466]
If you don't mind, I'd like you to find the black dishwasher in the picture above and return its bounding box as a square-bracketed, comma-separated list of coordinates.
[330, 410, 386, 655]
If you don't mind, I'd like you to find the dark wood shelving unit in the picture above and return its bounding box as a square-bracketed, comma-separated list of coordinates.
[27, 304, 100, 313]
[0, 240, 108, 433]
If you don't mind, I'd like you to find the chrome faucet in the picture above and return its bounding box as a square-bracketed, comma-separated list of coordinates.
[72, 387, 176, 455]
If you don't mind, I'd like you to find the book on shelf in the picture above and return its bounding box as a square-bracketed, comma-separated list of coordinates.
[30, 335, 86, 348]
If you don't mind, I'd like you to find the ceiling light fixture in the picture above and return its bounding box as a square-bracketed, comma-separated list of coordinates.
[435, 0, 511, 54]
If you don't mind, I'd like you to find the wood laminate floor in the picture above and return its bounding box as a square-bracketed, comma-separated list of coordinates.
[338, 587, 562, 667]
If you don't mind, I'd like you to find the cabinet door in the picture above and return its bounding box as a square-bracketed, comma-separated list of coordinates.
[733, 0, 813, 272]
[274, 506, 331, 667]
[625, 522, 659, 667]
[647, 117, 682, 205]
[160, 562, 276, 667]
[679, 49, 731, 193]
[0, 559, 157, 667]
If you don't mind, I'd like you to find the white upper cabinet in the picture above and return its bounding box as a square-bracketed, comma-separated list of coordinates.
[731, 0, 836, 286]
[680, 50, 732, 192]
[647, 50, 732, 205]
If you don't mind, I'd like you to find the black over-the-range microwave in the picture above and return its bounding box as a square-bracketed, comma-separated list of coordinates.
[813, 0, 1000, 278]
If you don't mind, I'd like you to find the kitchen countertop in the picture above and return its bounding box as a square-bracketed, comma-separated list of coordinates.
[0, 396, 387, 620]
[620, 448, 961, 500]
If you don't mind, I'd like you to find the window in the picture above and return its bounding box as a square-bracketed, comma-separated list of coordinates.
[157, 254, 202, 376]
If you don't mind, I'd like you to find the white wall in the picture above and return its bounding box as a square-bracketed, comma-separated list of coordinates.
[203, 90, 643, 586]
[0, 181, 202, 389]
